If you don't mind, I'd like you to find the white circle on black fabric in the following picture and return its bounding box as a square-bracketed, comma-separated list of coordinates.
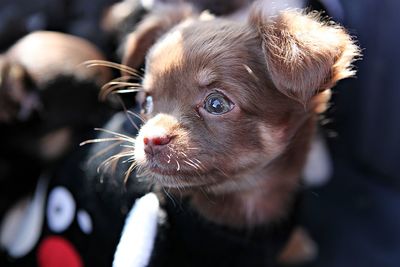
[46, 187, 76, 233]
[77, 210, 93, 235]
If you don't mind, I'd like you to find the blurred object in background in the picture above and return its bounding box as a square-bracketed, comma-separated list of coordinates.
[0, 0, 118, 53]
[331, 0, 400, 188]
[0, 31, 113, 225]
[300, 1, 400, 267]
[6, 31, 111, 88]
[0, 111, 144, 267]
[101, 0, 257, 60]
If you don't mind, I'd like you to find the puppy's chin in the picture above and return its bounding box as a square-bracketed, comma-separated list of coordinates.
[137, 162, 213, 190]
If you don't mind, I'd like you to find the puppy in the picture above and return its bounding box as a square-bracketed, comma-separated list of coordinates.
[109, 5, 359, 229]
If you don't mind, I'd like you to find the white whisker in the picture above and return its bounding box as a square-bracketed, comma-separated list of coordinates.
[83, 60, 141, 77]
[183, 159, 198, 170]
[112, 88, 143, 94]
[86, 140, 125, 165]
[124, 161, 137, 183]
[127, 110, 146, 123]
[175, 159, 181, 171]
[94, 128, 136, 142]
[79, 137, 126, 146]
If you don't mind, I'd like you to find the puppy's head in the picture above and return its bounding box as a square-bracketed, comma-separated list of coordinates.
[131, 8, 359, 192]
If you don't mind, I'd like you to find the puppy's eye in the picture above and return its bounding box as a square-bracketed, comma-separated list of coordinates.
[204, 92, 234, 115]
[141, 95, 154, 114]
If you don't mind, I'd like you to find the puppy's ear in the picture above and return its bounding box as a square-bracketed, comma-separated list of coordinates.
[121, 3, 197, 73]
[250, 9, 360, 109]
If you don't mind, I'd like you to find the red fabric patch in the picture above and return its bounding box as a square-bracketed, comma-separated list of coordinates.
[37, 236, 83, 267]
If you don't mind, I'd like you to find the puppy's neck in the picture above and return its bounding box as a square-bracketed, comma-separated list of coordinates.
[176, 117, 316, 228]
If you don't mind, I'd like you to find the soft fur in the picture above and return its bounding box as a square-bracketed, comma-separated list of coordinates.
[116, 3, 360, 228]
[0, 31, 111, 124]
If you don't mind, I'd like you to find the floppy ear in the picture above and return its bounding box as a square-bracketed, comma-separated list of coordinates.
[0, 59, 39, 122]
[250, 9, 360, 110]
[121, 3, 197, 74]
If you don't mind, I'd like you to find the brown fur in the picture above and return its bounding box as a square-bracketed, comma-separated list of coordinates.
[120, 5, 359, 228]
[122, 3, 197, 72]
[120, 0, 255, 73]
[250, 8, 359, 106]
[0, 58, 38, 122]
[0, 31, 112, 123]
[6, 31, 111, 88]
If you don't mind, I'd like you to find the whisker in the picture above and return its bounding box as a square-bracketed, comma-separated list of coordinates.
[100, 83, 143, 100]
[79, 137, 126, 146]
[121, 156, 135, 164]
[86, 140, 125, 165]
[83, 60, 141, 77]
[124, 161, 137, 184]
[189, 158, 206, 172]
[193, 158, 202, 164]
[108, 154, 125, 176]
[101, 77, 140, 90]
[183, 159, 199, 170]
[115, 96, 140, 131]
[94, 128, 136, 142]
[106, 81, 142, 87]
[98, 153, 130, 171]
[97, 151, 134, 175]
[127, 110, 146, 123]
[212, 165, 230, 180]
[192, 161, 203, 171]
[162, 187, 177, 208]
[112, 88, 143, 95]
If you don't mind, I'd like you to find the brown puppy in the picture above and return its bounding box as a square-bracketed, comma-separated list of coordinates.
[0, 31, 111, 123]
[115, 5, 359, 229]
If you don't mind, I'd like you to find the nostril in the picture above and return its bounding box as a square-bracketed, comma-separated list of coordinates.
[143, 135, 171, 156]
[143, 135, 171, 147]
[143, 137, 149, 145]
[152, 136, 171, 146]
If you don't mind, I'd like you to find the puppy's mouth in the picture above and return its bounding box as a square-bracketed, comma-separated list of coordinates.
[143, 155, 200, 176]
[143, 163, 205, 189]
[137, 152, 215, 188]
[147, 162, 186, 176]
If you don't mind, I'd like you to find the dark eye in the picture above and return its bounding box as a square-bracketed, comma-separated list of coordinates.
[204, 92, 234, 115]
[141, 95, 153, 114]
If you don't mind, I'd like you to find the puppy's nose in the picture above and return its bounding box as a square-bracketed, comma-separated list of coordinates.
[143, 135, 171, 155]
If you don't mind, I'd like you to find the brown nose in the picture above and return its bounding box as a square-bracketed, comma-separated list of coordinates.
[143, 135, 171, 155]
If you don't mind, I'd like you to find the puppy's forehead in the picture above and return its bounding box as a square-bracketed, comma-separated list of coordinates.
[146, 28, 186, 76]
[145, 20, 259, 89]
